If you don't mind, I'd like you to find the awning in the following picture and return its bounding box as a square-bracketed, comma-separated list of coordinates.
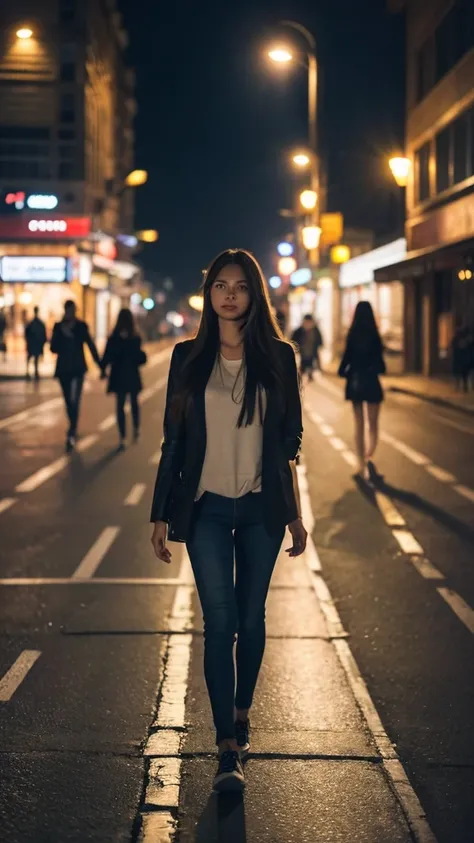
[374, 236, 474, 282]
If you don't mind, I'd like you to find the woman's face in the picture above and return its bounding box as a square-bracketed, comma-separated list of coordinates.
[210, 263, 250, 322]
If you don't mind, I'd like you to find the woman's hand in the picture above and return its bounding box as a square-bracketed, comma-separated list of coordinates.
[286, 517, 308, 558]
[151, 521, 172, 563]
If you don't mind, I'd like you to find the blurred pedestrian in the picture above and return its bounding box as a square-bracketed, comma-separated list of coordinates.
[292, 314, 323, 381]
[150, 248, 306, 793]
[451, 326, 471, 392]
[25, 307, 47, 381]
[338, 301, 385, 477]
[101, 308, 147, 450]
[0, 309, 7, 361]
[50, 300, 101, 452]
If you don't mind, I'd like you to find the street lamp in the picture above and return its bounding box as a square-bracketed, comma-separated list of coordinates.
[292, 152, 311, 169]
[278, 256, 297, 277]
[302, 226, 322, 250]
[136, 229, 159, 243]
[16, 27, 33, 39]
[268, 47, 293, 63]
[389, 156, 411, 188]
[125, 169, 148, 187]
[299, 189, 318, 211]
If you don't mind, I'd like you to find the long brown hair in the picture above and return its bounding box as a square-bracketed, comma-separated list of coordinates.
[111, 308, 138, 338]
[173, 249, 289, 426]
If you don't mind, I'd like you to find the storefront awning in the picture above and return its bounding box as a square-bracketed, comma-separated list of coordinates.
[374, 236, 474, 282]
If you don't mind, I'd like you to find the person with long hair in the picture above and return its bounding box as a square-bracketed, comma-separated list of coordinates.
[101, 308, 147, 450]
[338, 301, 386, 476]
[150, 249, 307, 792]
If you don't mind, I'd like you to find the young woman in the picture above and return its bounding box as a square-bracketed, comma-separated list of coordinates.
[150, 249, 307, 792]
[338, 301, 386, 476]
[101, 308, 147, 449]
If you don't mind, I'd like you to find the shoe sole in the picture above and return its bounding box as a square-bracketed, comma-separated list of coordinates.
[238, 743, 250, 758]
[213, 771, 245, 792]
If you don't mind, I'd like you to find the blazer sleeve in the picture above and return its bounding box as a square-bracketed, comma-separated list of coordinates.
[150, 344, 184, 523]
[338, 344, 351, 377]
[101, 338, 112, 370]
[282, 343, 303, 461]
[84, 324, 101, 367]
[50, 324, 61, 354]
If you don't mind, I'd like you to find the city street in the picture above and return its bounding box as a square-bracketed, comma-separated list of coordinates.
[0, 350, 473, 843]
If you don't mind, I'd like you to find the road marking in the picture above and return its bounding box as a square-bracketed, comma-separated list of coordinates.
[328, 435, 346, 451]
[381, 432, 431, 466]
[410, 557, 445, 580]
[425, 464, 457, 483]
[296, 463, 438, 842]
[0, 397, 62, 432]
[149, 450, 161, 466]
[98, 414, 115, 432]
[430, 411, 474, 436]
[454, 484, 474, 504]
[341, 449, 358, 468]
[138, 813, 176, 843]
[392, 529, 424, 555]
[437, 588, 474, 634]
[124, 482, 146, 506]
[308, 409, 323, 424]
[0, 577, 184, 586]
[320, 422, 334, 436]
[0, 650, 41, 702]
[76, 433, 99, 453]
[0, 497, 16, 515]
[374, 491, 406, 527]
[72, 526, 120, 579]
[16, 455, 69, 493]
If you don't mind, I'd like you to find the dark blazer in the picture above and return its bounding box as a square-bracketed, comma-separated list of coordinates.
[50, 319, 101, 378]
[150, 339, 303, 543]
[101, 334, 146, 395]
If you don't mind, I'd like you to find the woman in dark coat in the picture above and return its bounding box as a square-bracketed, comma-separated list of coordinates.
[338, 301, 385, 476]
[101, 308, 147, 449]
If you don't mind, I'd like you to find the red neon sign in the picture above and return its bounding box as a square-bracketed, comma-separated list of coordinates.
[0, 216, 91, 239]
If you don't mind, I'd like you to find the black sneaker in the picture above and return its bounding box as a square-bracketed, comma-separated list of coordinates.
[235, 719, 250, 757]
[213, 750, 245, 792]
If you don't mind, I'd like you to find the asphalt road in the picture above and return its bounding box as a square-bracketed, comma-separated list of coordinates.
[0, 353, 473, 843]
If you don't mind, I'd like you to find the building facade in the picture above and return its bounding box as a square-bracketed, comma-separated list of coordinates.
[0, 0, 141, 350]
[379, 0, 474, 374]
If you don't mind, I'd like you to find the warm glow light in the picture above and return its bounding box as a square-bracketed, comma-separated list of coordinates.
[136, 229, 159, 243]
[292, 153, 311, 169]
[330, 244, 351, 264]
[299, 189, 318, 211]
[125, 169, 148, 187]
[389, 157, 411, 188]
[189, 295, 204, 312]
[16, 27, 33, 39]
[268, 47, 293, 63]
[278, 256, 297, 276]
[19, 291, 33, 305]
[466, 269, 473, 280]
[302, 225, 322, 250]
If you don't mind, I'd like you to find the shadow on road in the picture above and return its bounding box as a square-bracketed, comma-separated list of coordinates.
[354, 472, 474, 546]
[195, 791, 247, 843]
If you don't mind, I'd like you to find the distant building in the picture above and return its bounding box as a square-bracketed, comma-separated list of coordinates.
[0, 0, 141, 345]
[378, 0, 474, 375]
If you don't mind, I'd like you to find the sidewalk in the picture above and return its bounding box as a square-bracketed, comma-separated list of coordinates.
[140, 531, 427, 842]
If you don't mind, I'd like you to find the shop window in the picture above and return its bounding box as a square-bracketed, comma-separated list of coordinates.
[0, 160, 50, 177]
[58, 128, 75, 140]
[58, 161, 76, 179]
[0, 126, 50, 140]
[60, 93, 75, 124]
[453, 112, 469, 184]
[415, 37, 434, 102]
[415, 142, 431, 202]
[436, 127, 451, 193]
[435, 1, 473, 84]
[0, 142, 49, 157]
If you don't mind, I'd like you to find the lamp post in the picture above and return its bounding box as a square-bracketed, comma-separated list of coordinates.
[389, 156, 410, 235]
[268, 21, 319, 266]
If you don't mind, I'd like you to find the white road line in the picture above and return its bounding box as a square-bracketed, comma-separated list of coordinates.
[381, 432, 431, 466]
[16, 455, 69, 494]
[319, 422, 335, 436]
[430, 412, 474, 436]
[392, 529, 424, 555]
[454, 484, 474, 504]
[139, 813, 176, 843]
[328, 435, 346, 451]
[340, 449, 359, 468]
[437, 588, 474, 634]
[71, 526, 120, 579]
[124, 482, 146, 506]
[149, 450, 161, 466]
[0, 650, 41, 702]
[308, 409, 323, 425]
[0, 577, 183, 586]
[297, 463, 438, 843]
[374, 491, 406, 527]
[410, 557, 445, 581]
[425, 464, 457, 483]
[98, 414, 115, 432]
[0, 397, 62, 432]
[0, 497, 16, 515]
[76, 433, 99, 453]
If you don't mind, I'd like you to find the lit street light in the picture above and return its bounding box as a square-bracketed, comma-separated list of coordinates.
[136, 229, 159, 243]
[389, 156, 411, 188]
[292, 152, 311, 169]
[189, 295, 204, 312]
[268, 47, 293, 63]
[278, 256, 297, 277]
[16, 27, 33, 39]
[302, 225, 322, 250]
[300, 189, 318, 211]
[125, 169, 148, 187]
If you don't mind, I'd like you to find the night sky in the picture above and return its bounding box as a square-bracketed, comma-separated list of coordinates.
[118, 0, 405, 294]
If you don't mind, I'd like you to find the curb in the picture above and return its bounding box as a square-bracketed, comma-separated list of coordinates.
[387, 386, 474, 418]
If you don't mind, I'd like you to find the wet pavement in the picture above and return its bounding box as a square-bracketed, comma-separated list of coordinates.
[0, 353, 473, 842]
